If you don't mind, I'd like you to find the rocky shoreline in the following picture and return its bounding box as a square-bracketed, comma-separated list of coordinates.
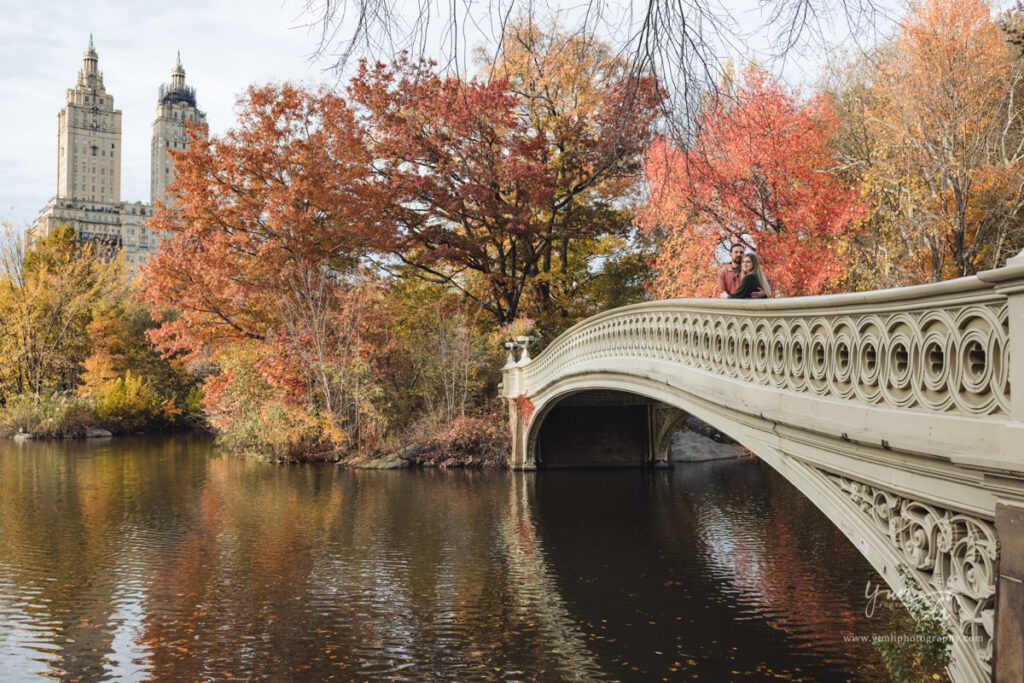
[12, 426, 114, 441]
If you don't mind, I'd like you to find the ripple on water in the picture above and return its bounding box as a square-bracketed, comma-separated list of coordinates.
[0, 436, 891, 681]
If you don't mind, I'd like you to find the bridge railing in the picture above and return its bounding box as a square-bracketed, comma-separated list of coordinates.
[508, 255, 1024, 427]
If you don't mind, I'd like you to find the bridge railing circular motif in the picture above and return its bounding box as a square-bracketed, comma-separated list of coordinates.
[518, 281, 1010, 418]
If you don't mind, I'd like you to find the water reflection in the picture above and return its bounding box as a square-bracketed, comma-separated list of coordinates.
[0, 436, 888, 681]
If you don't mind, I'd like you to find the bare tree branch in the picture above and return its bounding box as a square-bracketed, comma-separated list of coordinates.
[294, 0, 893, 142]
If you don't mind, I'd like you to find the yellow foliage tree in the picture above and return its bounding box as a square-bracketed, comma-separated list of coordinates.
[487, 17, 660, 329]
[0, 224, 125, 397]
[89, 370, 179, 433]
[79, 308, 130, 393]
[832, 0, 1024, 287]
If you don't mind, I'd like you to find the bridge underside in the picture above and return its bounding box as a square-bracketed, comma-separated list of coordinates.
[535, 391, 654, 468]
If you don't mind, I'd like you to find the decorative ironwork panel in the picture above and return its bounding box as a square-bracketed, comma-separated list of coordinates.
[825, 473, 996, 674]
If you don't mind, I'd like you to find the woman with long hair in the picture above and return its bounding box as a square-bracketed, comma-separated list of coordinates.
[729, 252, 771, 298]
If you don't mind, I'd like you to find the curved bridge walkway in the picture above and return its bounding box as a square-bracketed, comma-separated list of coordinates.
[500, 252, 1024, 683]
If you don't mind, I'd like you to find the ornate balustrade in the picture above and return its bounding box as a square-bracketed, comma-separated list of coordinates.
[515, 274, 1011, 420]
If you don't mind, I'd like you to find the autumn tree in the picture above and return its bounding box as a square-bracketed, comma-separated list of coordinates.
[832, 0, 1024, 286]
[639, 66, 864, 298]
[142, 84, 393, 459]
[374, 279, 498, 428]
[350, 20, 662, 329]
[79, 294, 197, 429]
[0, 224, 125, 397]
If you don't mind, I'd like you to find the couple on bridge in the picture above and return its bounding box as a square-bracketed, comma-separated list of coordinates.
[718, 241, 771, 299]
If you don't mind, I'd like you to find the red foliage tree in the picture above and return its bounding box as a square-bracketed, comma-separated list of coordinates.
[143, 83, 391, 356]
[349, 47, 662, 325]
[639, 66, 864, 298]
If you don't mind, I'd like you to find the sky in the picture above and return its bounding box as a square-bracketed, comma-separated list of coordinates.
[0, 0, 942, 229]
[0, 0, 325, 227]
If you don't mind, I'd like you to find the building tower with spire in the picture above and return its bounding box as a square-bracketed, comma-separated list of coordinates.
[34, 38, 207, 268]
[56, 34, 123, 204]
[150, 52, 206, 204]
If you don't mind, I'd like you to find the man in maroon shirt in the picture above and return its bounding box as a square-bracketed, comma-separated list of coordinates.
[718, 243, 745, 298]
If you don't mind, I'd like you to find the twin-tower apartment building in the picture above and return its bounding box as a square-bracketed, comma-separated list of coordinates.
[31, 36, 205, 266]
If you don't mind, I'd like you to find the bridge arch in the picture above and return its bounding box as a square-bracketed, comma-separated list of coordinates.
[501, 253, 1024, 682]
[526, 379, 761, 469]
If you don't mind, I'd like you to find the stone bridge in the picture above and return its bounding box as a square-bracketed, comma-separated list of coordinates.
[500, 253, 1024, 683]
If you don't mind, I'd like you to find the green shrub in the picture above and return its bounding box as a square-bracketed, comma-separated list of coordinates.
[874, 565, 952, 682]
[92, 371, 176, 434]
[0, 392, 97, 438]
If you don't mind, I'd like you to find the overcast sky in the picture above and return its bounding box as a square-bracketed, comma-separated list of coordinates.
[0, 0, 328, 227]
[0, 0, 927, 229]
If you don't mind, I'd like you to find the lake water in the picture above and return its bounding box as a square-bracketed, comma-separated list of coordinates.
[0, 435, 893, 681]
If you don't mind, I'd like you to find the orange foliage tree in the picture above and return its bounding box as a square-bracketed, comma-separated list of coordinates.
[142, 84, 393, 459]
[639, 66, 864, 298]
[349, 29, 662, 327]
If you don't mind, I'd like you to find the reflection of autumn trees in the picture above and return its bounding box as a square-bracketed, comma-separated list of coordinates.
[1, 440, 888, 681]
[532, 463, 888, 681]
[2, 446, 565, 680]
[138, 458, 345, 680]
[661, 460, 886, 676]
[0, 436, 211, 680]
[134, 464, 598, 680]
[708, 464, 877, 627]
